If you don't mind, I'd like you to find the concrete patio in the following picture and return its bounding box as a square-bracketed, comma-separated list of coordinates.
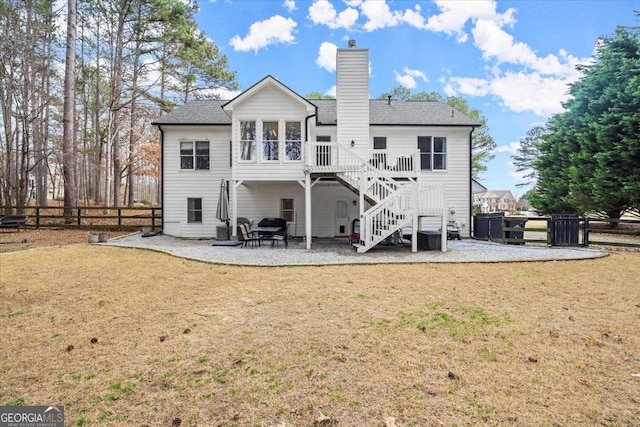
[105, 233, 608, 266]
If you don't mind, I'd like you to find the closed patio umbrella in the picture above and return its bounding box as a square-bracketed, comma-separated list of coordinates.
[216, 179, 230, 239]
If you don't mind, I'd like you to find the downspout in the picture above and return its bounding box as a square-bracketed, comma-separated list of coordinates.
[158, 125, 165, 232]
[304, 110, 316, 142]
[469, 126, 475, 238]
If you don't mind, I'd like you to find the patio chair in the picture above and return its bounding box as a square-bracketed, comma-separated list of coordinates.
[269, 224, 289, 248]
[238, 223, 261, 248]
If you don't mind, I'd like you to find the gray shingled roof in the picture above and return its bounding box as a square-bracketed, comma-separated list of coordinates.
[153, 100, 230, 125]
[153, 98, 480, 127]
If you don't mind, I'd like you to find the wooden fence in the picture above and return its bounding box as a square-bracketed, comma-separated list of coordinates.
[583, 217, 640, 248]
[474, 214, 640, 248]
[0, 206, 161, 231]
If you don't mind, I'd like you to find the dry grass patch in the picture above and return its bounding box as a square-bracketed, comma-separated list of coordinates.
[1, 245, 639, 426]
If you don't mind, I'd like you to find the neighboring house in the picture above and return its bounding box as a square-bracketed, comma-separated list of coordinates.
[474, 190, 518, 214]
[471, 179, 488, 210]
[153, 41, 480, 253]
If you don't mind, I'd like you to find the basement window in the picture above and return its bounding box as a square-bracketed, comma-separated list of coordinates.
[187, 198, 202, 223]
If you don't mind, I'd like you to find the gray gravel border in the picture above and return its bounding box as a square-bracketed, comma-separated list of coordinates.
[105, 233, 608, 266]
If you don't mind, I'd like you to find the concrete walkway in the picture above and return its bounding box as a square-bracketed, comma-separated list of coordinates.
[106, 233, 608, 266]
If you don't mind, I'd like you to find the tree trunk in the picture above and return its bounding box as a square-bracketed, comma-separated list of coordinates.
[62, 0, 78, 216]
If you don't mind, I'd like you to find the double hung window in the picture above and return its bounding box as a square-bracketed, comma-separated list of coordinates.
[180, 141, 209, 170]
[240, 121, 257, 161]
[418, 136, 447, 170]
[285, 122, 301, 161]
[280, 198, 294, 222]
[262, 121, 279, 161]
[187, 198, 202, 223]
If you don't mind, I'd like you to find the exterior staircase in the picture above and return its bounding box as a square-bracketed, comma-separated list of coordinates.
[306, 143, 446, 253]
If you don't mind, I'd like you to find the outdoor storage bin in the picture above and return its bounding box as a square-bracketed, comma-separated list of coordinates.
[473, 212, 504, 241]
[504, 218, 527, 245]
[417, 231, 441, 250]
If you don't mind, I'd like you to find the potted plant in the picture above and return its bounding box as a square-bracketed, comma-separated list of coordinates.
[88, 221, 99, 243]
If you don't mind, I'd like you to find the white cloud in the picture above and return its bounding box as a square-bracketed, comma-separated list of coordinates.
[360, 0, 430, 31]
[308, 0, 428, 32]
[360, 0, 403, 31]
[282, 0, 296, 13]
[229, 15, 297, 53]
[446, 71, 570, 116]
[394, 67, 428, 89]
[496, 142, 521, 154]
[426, 0, 515, 43]
[316, 41, 338, 72]
[325, 85, 337, 97]
[426, 0, 585, 116]
[490, 72, 569, 115]
[203, 87, 242, 100]
[402, 5, 428, 30]
[308, 0, 358, 29]
[444, 77, 490, 97]
[471, 19, 581, 77]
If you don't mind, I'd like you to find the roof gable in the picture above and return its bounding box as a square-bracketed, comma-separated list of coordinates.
[222, 75, 315, 115]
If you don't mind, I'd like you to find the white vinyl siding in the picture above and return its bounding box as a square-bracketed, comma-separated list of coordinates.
[371, 126, 471, 233]
[231, 84, 310, 181]
[231, 183, 359, 238]
[162, 126, 230, 238]
[336, 48, 369, 148]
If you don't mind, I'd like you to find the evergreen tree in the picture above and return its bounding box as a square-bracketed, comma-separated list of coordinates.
[512, 126, 545, 188]
[531, 24, 640, 218]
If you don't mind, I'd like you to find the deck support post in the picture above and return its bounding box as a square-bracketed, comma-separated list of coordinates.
[305, 173, 312, 249]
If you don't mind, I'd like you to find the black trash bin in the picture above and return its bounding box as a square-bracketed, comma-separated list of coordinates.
[504, 218, 527, 245]
[473, 212, 504, 241]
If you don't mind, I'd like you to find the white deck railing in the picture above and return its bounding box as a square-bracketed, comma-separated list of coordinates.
[415, 183, 446, 216]
[305, 142, 419, 176]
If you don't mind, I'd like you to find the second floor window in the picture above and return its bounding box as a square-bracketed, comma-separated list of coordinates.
[181, 141, 209, 170]
[285, 122, 301, 161]
[262, 121, 279, 161]
[240, 121, 257, 161]
[418, 136, 447, 170]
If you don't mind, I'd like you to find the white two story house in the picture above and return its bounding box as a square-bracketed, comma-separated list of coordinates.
[153, 41, 479, 253]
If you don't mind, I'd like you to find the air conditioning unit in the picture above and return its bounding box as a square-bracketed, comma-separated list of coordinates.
[216, 225, 229, 240]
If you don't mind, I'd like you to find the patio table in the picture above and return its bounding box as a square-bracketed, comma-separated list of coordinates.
[250, 226, 282, 235]
[250, 226, 287, 248]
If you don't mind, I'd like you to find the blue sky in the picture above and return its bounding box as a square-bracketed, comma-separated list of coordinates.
[195, 0, 638, 198]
